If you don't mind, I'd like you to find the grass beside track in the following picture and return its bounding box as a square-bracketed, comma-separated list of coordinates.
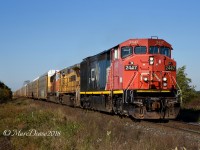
[0, 98, 199, 150]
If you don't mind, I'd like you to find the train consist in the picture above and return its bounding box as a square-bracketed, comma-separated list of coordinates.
[14, 37, 182, 119]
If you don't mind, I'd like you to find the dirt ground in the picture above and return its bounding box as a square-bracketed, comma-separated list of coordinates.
[0, 98, 199, 150]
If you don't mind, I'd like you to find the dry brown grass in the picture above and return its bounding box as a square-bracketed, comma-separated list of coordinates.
[184, 98, 200, 110]
[0, 98, 199, 150]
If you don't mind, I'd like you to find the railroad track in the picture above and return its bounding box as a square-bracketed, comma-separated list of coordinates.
[157, 120, 200, 135]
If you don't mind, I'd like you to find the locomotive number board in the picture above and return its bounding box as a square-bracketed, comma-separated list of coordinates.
[165, 65, 176, 71]
[125, 65, 138, 71]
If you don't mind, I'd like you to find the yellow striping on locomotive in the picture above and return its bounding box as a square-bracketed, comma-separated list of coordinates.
[80, 90, 123, 95]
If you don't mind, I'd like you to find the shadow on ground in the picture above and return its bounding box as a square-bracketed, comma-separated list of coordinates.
[177, 108, 200, 122]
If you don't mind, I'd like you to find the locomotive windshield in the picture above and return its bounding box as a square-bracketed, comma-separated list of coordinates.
[134, 46, 147, 54]
[149, 46, 159, 54]
[160, 47, 170, 57]
[149, 46, 171, 57]
[121, 46, 133, 58]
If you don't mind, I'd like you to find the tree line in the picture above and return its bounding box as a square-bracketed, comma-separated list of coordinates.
[176, 66, 198, 103]
[0, 81, 12, 103]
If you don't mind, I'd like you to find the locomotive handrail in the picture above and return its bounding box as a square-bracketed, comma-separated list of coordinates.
[164, 71, 182, 104]
[171, 76, 182, 93]
[124, 72, 138, 103]
[171, 75, 182, 104]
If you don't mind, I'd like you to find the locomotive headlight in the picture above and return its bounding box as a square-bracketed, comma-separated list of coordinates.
[149, 57, 154, 61]
[163, 82, 167, 87]
[163, 77, 167, 81]
[143, 77, 148, 82]
[149, 56, 154, 65]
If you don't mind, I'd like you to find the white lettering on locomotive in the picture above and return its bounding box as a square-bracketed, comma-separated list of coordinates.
[125, 65, 138, 71]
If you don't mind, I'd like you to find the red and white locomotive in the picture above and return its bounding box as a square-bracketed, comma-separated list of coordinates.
[80, 37, 181, 119]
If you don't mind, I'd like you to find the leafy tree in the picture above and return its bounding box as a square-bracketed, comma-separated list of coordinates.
[176, 66, 197, 103]
[0, 81, 12, 103]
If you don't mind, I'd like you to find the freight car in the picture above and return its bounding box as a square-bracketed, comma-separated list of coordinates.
[15, 70, 57, 99]
[38, 70, 57, 99]
[14, 37, 182, 120]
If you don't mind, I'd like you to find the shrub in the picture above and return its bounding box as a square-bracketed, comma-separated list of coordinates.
[0, 81, 12, 103]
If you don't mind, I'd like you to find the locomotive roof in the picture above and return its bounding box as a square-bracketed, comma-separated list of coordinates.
[83, 45, 118, 61]
[59, 63, 80, 72]
[39, 70, 59, 77]
[82, 38, 172, 61]
[122, 38, 172, 48]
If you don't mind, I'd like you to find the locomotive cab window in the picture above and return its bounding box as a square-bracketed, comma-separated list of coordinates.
[114, 49, 118, 60]
[69, 75, 76, 82]
[91, 68, 95, 81]
[160, 47, 171, 57]
[134, 46, 147, 54]
[121, 46, 133, 58]
[149, 46, 159, 54]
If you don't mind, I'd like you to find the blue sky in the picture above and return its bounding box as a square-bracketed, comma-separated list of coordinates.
[0, 0, 200, 91]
